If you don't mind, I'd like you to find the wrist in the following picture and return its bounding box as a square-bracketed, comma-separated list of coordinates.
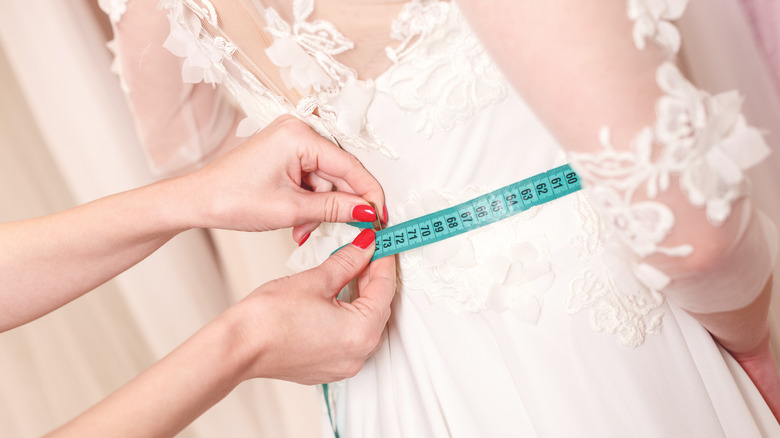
[218, 297, 275, 383]
[147, 174, 206, 232]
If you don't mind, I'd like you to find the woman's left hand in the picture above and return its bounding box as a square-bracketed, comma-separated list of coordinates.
[177, 115, 386, 241]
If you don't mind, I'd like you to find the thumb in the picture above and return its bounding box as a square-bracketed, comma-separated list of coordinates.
[312, 229, 376, 298]
[297, 191, 379, 225]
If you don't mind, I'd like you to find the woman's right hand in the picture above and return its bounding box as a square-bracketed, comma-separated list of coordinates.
[47, 229, 395, 438]
[225, 228, 396, 385]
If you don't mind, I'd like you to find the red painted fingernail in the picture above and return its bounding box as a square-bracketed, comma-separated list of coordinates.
[352, 229, 375, 250]
[352, 205, 377, 222]
[298, 232, 311, 247]
[382, 204, 389, 224]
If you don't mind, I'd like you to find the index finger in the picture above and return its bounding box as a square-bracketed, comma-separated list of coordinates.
[299, 139, 387, 219]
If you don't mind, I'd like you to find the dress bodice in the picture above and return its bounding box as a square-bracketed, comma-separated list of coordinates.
[99, 0, 776, 343]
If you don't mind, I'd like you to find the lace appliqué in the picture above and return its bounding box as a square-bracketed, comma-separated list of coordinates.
[162, 2, 230, 85]
[98, 0, 129, 23]
[572, 62, 769, 265]
[261, 1, 397, 158]
[264, 0, 354, 93]
[99, 0, 131, 91]
[564, 2, 771, 341]
[377, 1, 507, 137]
[395, 187, 554, 322]
[627, 0, 689, 53]
[566, 194, 665, 348]
[570, 0, 769, 291]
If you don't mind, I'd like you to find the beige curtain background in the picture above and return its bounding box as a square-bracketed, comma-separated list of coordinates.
[0, 0, 319, 437]
[1, 0, 780, 437]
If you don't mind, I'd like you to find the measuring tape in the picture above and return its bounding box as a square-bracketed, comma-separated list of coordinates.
[323, 163, 581, 438]
[347, 163, 582, 261]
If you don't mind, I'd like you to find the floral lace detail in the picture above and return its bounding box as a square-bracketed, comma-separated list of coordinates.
[158, 0, 505, 158]
[155, 0, 395, 158]
[263, 0, 355, 94]
[566, 2, 772, 324]
[627, 0, 689, 53]
[160, 1, 294, 134]
[385, 0, 449, 62]
[98, 0, 128, 23]
[654, 64, 769, 223]
[571, 62, 769, 269]
[162, 2, 230, 85]
[394, 187, 553, 321]
[376, 1, 507, 137]
[566, 194, 665, 348]
[260, 1, 398, 158]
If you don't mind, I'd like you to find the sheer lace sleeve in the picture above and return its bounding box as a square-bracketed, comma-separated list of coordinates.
[456, 0, 777, 314]
[99, 0, 243, 175]
[737, 0, 780, 93]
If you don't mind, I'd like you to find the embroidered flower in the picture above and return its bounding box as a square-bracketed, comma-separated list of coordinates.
[263, 1, 354, 92]
[393, 188, 554, 321]
[567, 196, 665, 348]
[572, 61, 769, 264]
[487, 243, 556, 322]
[571, 127, 693, 259]
[319, 79, 376, 137]
[594, 187, 683, 258]
[627, 0, 689, 53]
[568, 255, 665, 348]
[162, 6, 227, 84]
[98, 0, 128, 23]
[654, 63, 770, 224]
[265, 37, 334, 94]
[386, 0, 449, 62]
[378, 1, 507, 137]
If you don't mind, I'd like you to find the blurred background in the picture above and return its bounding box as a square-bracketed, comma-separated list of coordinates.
[1, 0, 779, 437]
[0, 1, 320, 436]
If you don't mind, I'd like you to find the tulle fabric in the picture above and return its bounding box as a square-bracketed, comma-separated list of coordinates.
[105, 0, 243, 175]
[737, 0, 780, 95]
[100, 0, 780, 435]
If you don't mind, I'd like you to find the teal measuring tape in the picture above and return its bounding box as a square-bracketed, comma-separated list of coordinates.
[323, 163, 582, 437]
[349, 163, 581, 261]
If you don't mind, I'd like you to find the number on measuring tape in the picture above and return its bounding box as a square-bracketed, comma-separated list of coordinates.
[354, 164, 582, 262]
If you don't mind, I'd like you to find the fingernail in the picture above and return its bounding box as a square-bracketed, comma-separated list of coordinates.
[352, 229, 375, 250]
[352, 205, 377, 222]
[382, 204, 389, 224]
[298, 232, 311, 247]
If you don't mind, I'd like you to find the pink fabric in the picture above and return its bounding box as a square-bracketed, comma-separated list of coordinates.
[738, 0, 780, 94]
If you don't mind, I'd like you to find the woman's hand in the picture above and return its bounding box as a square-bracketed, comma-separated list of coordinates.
[48, 229, 396, 437]
[177, 115, 386, 243]
[229, 228, 396, 384]
[0, 114, 386, 331]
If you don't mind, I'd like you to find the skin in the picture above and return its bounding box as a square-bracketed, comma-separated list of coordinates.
[0, 115, 396, 436]
[456, 0, 779, 420]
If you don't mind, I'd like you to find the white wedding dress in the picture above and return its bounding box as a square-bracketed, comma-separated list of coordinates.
[101, 0, 780, 436]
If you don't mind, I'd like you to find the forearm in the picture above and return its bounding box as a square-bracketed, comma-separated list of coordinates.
[690, 277, 780, 418]
[457, 0, 664, 153]
[46, 310, 250, 438]
[688, 276, 772, 355]
[458, 0, 774, 352]
[44, 228, 396, 437]
[0, 177, 193, 331]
